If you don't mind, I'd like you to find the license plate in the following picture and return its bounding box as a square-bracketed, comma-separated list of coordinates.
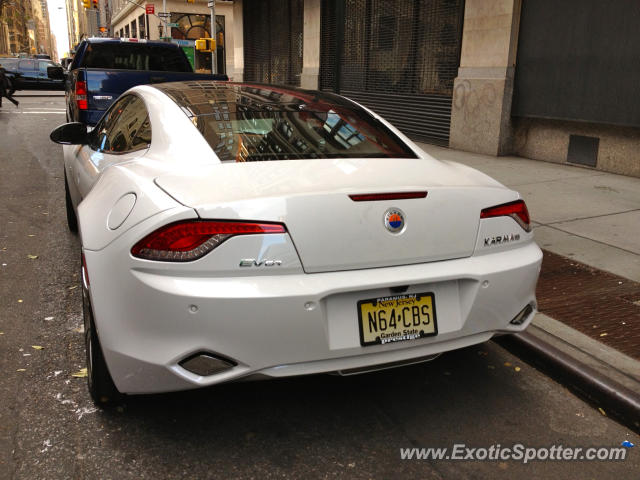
[357, 292, 437, 346]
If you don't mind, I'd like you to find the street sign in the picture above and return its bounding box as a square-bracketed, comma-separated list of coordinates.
[207, 1, 214, 7]
[157, 12, 171, 17]
[145, 4, 154, 14]
[166, 23, 179, 28]
[181, 46, 195, 70]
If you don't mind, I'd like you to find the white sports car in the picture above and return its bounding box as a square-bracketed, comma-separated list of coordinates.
[50, 81, 542, 404]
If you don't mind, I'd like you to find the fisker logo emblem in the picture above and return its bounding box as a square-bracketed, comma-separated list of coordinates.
[384, 208, 405, 234]
[239, 259, 283, 267]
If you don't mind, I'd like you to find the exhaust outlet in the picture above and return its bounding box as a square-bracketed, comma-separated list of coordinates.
[179, 352, 236, 376]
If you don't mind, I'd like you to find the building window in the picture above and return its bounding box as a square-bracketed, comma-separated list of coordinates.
[138, 15, 146, 39]
[131, 19, 137, 38]
[124, 25, 130, 37]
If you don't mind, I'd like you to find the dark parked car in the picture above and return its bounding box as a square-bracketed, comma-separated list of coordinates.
[1, 57, 65, 91]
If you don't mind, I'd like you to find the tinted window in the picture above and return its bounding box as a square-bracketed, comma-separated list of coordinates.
[19, 60, 35, 70]
[38, 61, 53, 73]
[90, 95, 152, 154]
[193, 110, 418, 162]
[82, 43, 192, 72]
[158, 83, 417, 162]
[0, 59, 19, 70]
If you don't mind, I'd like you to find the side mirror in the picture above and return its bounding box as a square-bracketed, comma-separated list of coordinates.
[47, 65, 65, 80]
[50, 122, 89, 145]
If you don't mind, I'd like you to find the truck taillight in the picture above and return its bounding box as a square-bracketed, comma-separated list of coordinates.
[480, 200, 531, 232]
[131, 220, 286, 262]
[76, 81, 87, 110]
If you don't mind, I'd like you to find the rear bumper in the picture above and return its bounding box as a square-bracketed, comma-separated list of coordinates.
[85, 232, 542, 394]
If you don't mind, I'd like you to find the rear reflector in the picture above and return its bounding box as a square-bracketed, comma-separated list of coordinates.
[480, 200, 531, 232]
[349, 191, 428, 202]
[131, 220, 286, 262]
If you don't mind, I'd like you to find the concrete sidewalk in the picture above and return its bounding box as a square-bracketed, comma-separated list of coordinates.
[418, 143, 640, 282]
[417, 142, 640, 432]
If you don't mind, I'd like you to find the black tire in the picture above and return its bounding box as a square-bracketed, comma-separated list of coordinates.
[83, 283, 123, 405]
[65, 174, 78, 233]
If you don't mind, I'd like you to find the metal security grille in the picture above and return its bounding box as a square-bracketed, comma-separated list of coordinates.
[243, 0, 303, 86]
[320, 0, 464, 145]
[513, 0, 640, 128]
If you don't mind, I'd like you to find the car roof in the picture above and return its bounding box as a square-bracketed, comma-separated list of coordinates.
[152, 81, 365, 117]
[84, 37, 181, 48]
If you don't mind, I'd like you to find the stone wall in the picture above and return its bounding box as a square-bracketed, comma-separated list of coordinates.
[449, 0, 521, 156]
[513, 118, 640, 178]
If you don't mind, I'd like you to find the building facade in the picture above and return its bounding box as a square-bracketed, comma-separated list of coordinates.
[448, 0, 640, 177]
[234, 0, 640, 177]
[66, 0, 103, 51]
[109, 0, 242, 77]
[0, 0, 55, 57]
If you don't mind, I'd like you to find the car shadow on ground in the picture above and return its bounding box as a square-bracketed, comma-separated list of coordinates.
[88, 345, 538, 471]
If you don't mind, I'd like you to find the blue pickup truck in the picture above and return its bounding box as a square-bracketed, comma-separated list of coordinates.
[64, 38, 228, 126]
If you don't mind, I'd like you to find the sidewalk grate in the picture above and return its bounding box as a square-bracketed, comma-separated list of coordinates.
[537, 250, 640, 361]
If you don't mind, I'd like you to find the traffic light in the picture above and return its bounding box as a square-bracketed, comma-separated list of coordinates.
[195, 38, 215, 52]
[92, 0, 98, 9]
[186, 0, 195, 3]
[82, 0, 91, 9]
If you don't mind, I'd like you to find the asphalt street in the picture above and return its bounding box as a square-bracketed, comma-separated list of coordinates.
[0, 95, 638, 479]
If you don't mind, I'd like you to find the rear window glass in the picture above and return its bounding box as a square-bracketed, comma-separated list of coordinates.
[194, 110, 417, 162]
[82, 43, 192, 72]
[159, 83, 417, 162]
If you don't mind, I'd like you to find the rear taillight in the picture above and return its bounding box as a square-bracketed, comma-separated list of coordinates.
[76, 80, 87, 110]
[480, 200, 531, 232]
[131, 220, 286, 262]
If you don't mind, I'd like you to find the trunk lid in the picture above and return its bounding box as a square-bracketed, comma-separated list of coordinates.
[154, 158, 518, 273]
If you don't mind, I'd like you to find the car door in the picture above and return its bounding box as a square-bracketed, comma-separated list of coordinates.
[37, 60, 59, 88]
[17, 60, 38, 88]
[66, 94, 152, 204]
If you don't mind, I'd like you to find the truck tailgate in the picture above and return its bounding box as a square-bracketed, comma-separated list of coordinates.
[85, 69, 226, 111]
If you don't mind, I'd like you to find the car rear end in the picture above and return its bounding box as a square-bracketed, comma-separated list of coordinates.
[80, 83, 542, 394]
[68, 39, 227, 126]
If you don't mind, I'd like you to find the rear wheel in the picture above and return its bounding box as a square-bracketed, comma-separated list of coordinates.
[65, 174, 78, 233]
[82, 277, 122, 405]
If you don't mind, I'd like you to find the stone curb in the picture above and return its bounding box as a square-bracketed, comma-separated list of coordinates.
[496, 322, 640, 434]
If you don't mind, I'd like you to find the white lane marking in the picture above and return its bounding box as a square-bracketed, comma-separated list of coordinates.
[0, 111, 65, 114]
